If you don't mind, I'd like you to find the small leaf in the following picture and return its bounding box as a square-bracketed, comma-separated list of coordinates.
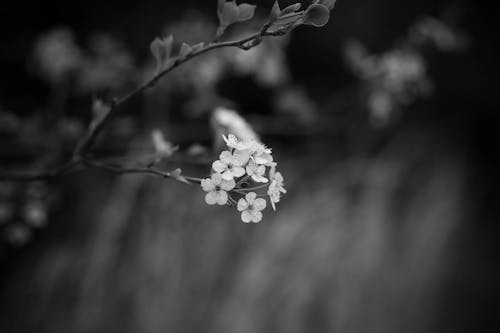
[179, 42, 193, 60]
[269, 1, 281, 22]
[236, 3, 256, 22]
[313, 0, 337, 10]
[150, 35, 174, 72]
[191, 42, 205, 53]
[151, 129, 177, 158]
[170, 168, 190, 184]
[218, 0, 239, 27]
[281, 3, 301, 15]
[303, 4, 330, 27]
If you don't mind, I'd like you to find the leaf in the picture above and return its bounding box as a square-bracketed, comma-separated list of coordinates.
[218, 1, 255, 28]
[217, 0, 239, 27]
[302, 4, 330, 27]
[281, 3, 301, 15]
[179, 42, 193, 60]
[170, 168, 190, 184]
[150, 35, 174, 72]
[313, 0, 337, 10]
[151, 129, 177, 158]
[191, 42, 205, 53]
[269, 1, 281, 22]
[236, 3, 256, 22]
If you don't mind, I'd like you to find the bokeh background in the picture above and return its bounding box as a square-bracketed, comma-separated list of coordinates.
[1, 0, 499, 332]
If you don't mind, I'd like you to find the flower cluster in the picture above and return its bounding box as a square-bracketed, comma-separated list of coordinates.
[201, 134, 286, 223]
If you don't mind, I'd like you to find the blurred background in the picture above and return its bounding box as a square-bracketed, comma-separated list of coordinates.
[0, 0, 499, 332]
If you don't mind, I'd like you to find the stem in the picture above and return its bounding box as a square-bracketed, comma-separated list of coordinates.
[73, 27, 290, 159]
[1, 20, 295, 183]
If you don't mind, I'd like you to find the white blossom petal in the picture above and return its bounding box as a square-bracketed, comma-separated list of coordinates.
[205, 192, 218, 205]
[211, 172, 223, 185]
[245, 192, 257, 204]
[212, 161, 227, 173]
[250, 210, 263, 223]
[201, 178, 215, 192]
[216, 191, 228, 205]
[241, 210, 252, 223]
[221, 170, 234, 181]
[219, 150, 233, 164]
[237, 198, 249, 211]
[231, 166, 246, 178]
[253, 198, 267, 211]
[220, 178, 236, 191]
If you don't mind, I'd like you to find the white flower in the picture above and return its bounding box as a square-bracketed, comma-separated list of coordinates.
[249, 141, 273, 165]
[212, 150, 249, 180]
[237, 192, 267, 223]
[201, 173, 235, 205]
[267, 167, 286, 211]
[223, 134, 253, 150]
[245, 160, 268, 183]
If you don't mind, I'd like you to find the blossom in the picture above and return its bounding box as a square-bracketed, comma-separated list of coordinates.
[267, 167, 286, 211]
[245, 160, 268, 183]
[237, 192, 266, 223]
[251, 142, 273, 165]
[223, 134, 253, 150]
[212, 150, 248, 180]
[201, 173, 235, 205]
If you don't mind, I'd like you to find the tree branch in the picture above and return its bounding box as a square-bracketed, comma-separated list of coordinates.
[1, 20, 297, 183]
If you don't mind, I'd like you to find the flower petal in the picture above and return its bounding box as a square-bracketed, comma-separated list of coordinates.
[205, 192, 218, 205]
[245, 192, 257, 204]
[233, 149, 251, 166]
[216, 190, 228, 205]
[220, 178, 236, 191]
[253, 198, 267, 211]
[221, 170, 234, 181]
[219, 150, 233, 164]
[251, 174, 268, 183]
[241, 210, 252, 223]
[212, 161, 227, 173]
[237, 198, 249, 211]
[250, 210, 263, 223]
[201, 178, 215, 192]
[231, 166, 246, 178]
[211, 172, 223, 185]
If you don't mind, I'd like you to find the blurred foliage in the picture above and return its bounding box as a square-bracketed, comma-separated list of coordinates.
[0, 1, 499, 332]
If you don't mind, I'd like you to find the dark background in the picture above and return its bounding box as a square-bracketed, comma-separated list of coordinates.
[0, 1, 499, 332]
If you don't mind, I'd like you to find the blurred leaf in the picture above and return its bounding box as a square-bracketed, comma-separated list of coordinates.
[313, 0, 337, 10]
[151, 129, 177, 158]
[218, 0, 256, 28]
[191, 42, 205, 53]
[179, 42, 193, 60]
[170, 168, 190, 184]
[237, 3, 256, 22]
[269, 1, 281, 22]
[303, 4, 330, 27]
[281, 3, 302, 15]
[150, 35, 174, 72]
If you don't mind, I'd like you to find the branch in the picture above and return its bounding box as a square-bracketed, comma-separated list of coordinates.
[82, 159, 202, 184]
[2, 17, 299, 183]
[73, 25, 291, 158]
[0, 159, 83, 182]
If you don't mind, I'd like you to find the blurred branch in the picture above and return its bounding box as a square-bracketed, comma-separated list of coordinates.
[0, 159, 82, 182]
[73, 25, 289, 158]
[0, 157, 202, 184]
[1, 4, 316, 183]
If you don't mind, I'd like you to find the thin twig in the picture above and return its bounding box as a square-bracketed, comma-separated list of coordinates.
[1, 19, 298, 183]
[73, 26, 289, 158]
